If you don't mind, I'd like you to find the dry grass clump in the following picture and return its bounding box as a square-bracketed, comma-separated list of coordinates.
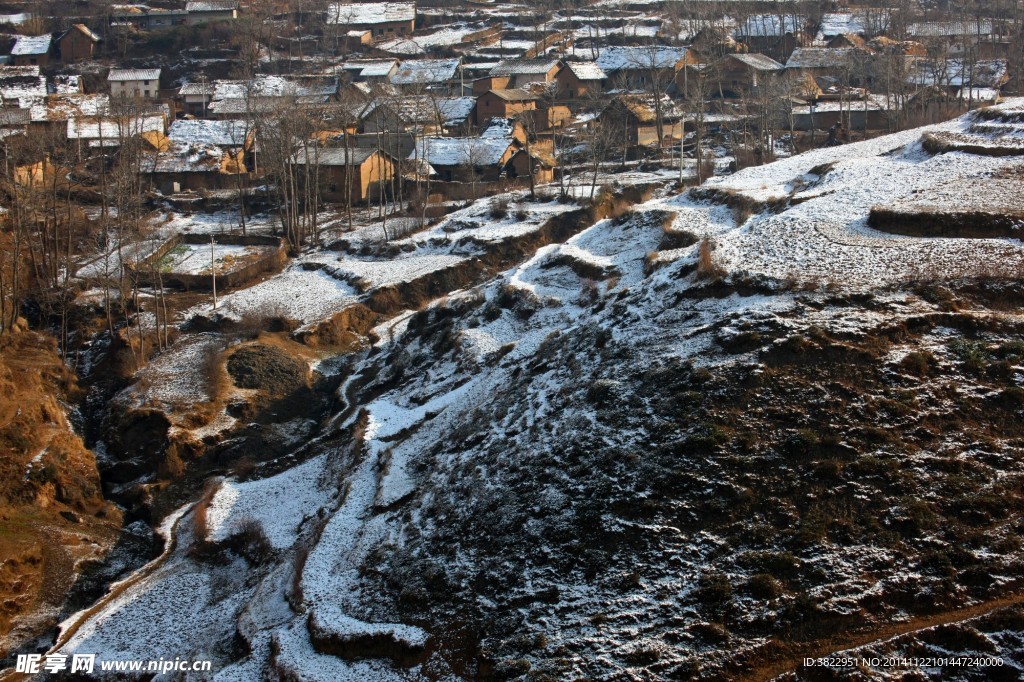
[695, 238, 726, 280]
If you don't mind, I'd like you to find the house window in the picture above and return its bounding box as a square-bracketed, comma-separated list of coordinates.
[144, 90, 150, 97]
[144, 80, 150, 85]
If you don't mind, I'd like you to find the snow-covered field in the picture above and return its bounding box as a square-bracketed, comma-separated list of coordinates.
[60, 102, 1024, 681]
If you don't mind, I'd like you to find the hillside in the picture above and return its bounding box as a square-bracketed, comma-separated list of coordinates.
[0, 330, 122, 659]
[45, 102, 1024, 680]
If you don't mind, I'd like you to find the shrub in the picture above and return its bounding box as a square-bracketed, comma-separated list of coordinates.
[996, 339, 1024, 361]
[781, 429, 819, 459]
[514, 208, 529, 221]
[226, 517, 274, 565]
[696, 572, 733, 605]
[746, 573, 783, 600]
[901, 350, 936, 377]
[950, 338, 989, 374]
[489, 198, 509, 219]
[999, 386, 1024, 408]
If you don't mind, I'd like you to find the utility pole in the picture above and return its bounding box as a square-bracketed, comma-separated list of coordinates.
[200, 72, 207, 118]
[211, 237, 217, 310]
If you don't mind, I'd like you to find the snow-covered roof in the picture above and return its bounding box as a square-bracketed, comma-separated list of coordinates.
[409, 136, 514, 167]
[734, 15, 803, 38]
[390, 58, 461, 85]
[817, 12, 883, 38]
[728, 53, 785, 71]
[480, 117, 517, 139]
[327, 2, 415, 25]
[0, 65, 46, 100]
[595, 46, 688, 73]
[565, 61, 607, 81]
[11, 34, 52, 56]
[377, 38, 424, 55]
[212, 75, 338, 100]
[24, 94, 110, 123]
[490, 58, 560, 77]
[487, 88, 536, 102]
[168, 119, 248, 146]
[786, 47, 862, 70]
[179, 82, 215, 96]
[909, 59, 1008, 88]
[208, 96, 328, 115]
[185, 0, 238, 11]
[292, 147, 379, 166]
[67, 114, 164, 140]
[435, 97, 475, 125]
[907, 20, 994, 38]
[108, 68, 161, 82]
[142, 142, 225, 174]
[341, 59, 399, 79]
[360, 95, 475, 128]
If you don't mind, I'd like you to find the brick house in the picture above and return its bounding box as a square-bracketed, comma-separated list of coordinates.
[11, 35, 52, 67]
[475, 89, 537, 126]
[109, 68, 162, 99]
[58, 25, 100, 62]
[292, 147, 396, 204]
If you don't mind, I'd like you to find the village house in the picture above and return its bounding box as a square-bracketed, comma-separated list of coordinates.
[714, 53, 785, 98]
[110, 6, 188, 30]
[328, 2, 415, 40]
[206, 75, 340, 117]
[168, 118, 250, 150]
[475, 89, 537, 127]
[141, 143, 243, 193]
[906, 20, 997, 53]
[733, 14, 806, 62]
[0, 108, 30, 138]
[487, 58, 561, 90]
[109, 68, 162, 99]
[390, 58, 463, 93]
[790, 94, 894, 132]
[360, 95, 475, 136]
[57, 24, 100, 62]
[908, 58, 1009, 98]
[785, 47, 873, 82]
[345, 30, 373, 51]
[184, 1, 239, 25]
[554, 61, 607, 99]
[178, 81, 215, 116]
[66, 113, 167, 159]
[689, 27, 745, 60]
[409, 135, 519, 183]
[341, 59, 400, 85]
[505, 147, 556, 184]
[595, 46, 694, 91]
[23, 93, 111, 136]
[598, 93, 683, 147]
[292, 147, 396, 204]
[11, 35, 52, 67]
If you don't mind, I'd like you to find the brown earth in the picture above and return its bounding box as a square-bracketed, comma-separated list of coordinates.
[0, 330, 121, 657]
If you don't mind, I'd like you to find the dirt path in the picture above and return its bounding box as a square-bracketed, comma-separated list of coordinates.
[0, 505, 192, 682]
[737, 592, 1024, 682]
